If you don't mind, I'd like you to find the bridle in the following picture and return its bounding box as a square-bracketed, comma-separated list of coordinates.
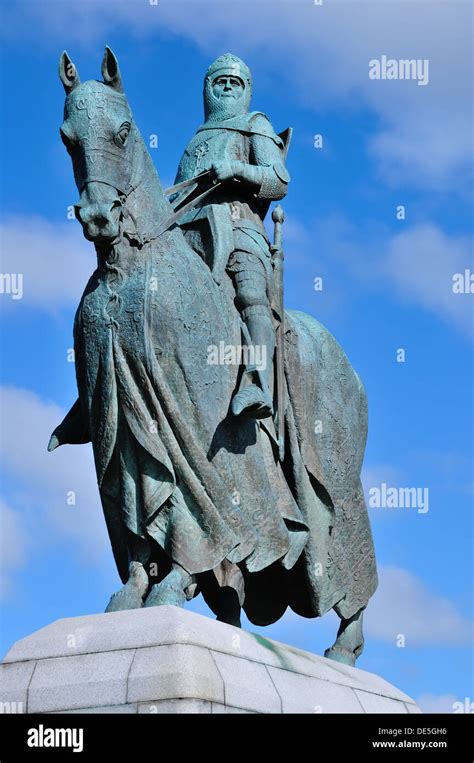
[73, 108, 221, 250]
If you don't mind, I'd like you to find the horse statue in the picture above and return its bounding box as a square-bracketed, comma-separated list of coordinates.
[48, 47, 377, 667]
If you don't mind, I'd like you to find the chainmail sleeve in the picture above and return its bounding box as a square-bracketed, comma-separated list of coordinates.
[248, 114, 290, 200]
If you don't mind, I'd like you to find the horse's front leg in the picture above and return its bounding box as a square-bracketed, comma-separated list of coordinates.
[324, 606, 365, 667]
[105, 533, 151, 612]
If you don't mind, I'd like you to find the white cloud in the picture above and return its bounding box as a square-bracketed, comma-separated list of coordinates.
[303, 215, 473, 337]
[365, 566, 473, 647]
[195, 561, 473, 653]
[362, 464, 405, 495]
[0, 385, 110, 598]
[240, 564, 474, 650]
[362, 465, 407, 522]
[369, 114, 473, 193]
[383, 224, 473, 337]
[0, 500, 27, 600]
[1, 0, 471, 192]
[0, 216, 94, 314]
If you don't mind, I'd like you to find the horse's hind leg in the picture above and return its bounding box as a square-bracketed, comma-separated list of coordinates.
[144, 561, 196, 608]
[105, 533, 151, 613]
[324, 606, 365, 667]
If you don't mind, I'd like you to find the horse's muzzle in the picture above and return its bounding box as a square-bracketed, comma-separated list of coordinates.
[75, 199, 122, 244]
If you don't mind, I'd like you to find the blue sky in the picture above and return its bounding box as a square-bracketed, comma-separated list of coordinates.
[0, 0, 472, 713]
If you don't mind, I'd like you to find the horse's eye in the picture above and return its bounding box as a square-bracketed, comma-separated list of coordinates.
[115, 124, 130, 147]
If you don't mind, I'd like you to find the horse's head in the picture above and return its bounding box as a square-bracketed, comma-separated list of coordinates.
[59, 47, 138, 245]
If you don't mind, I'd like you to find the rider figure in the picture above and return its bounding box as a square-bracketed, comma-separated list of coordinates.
[174, 53, 290, 419]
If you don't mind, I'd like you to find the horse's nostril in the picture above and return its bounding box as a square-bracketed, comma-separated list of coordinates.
[76, 202, 119, 235]
[95, 214, 109, 228]
[79, 209, 110, 228]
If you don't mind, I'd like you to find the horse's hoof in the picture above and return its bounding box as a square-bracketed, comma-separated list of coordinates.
[231, 385, 273, 419]
[143, 583, 186, 608]
[324, 645, 357, 667]
[105, 586, 144, 612]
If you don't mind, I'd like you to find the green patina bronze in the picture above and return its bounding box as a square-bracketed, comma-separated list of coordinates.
[49, 47, 377, 666]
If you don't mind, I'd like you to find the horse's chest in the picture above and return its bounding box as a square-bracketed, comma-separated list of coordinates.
[77, 262, 149, 365]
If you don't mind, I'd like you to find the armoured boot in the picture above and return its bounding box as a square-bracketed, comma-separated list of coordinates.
[231, 305, 275, 419]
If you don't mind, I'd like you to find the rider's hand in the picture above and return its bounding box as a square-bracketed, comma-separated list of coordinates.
[270, 245, 284, 261]
[211, 161, 241, 183]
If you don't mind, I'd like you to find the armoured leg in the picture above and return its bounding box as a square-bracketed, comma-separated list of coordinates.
[324, 607, 365, 667]
[228, 252, 275, 419]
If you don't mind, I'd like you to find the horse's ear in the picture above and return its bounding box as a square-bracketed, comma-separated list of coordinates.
[59, 51, 80, 94]
[101, 46, 123, 92]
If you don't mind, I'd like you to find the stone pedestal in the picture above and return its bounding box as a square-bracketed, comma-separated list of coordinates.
[0, 605, 421, 714]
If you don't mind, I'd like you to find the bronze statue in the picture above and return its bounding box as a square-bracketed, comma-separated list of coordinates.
[48, 47, 377, 666]
[173, 53, 291, 420]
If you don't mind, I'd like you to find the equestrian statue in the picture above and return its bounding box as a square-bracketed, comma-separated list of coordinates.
[48, 47, 377, 666]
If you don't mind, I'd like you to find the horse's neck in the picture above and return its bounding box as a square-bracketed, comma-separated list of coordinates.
[125, 136, 172, 241]
[95, 133, 182, 271]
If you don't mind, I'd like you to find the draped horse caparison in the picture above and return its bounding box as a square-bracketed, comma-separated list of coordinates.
[49, 48, 377, 666]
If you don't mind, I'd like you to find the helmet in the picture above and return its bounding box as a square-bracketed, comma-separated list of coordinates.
[203, 53, 252, 121]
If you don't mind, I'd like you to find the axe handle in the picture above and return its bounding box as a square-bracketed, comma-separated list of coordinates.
[274, 222, 283, 251]
[275, 309, 285, 461]
[272, 217, 285, 462]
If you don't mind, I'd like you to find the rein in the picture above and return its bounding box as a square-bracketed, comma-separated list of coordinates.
[88, 136, 222, 250]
